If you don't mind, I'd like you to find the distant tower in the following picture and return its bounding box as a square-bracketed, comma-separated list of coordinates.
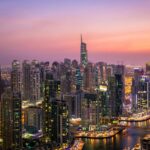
[146, 62, 150, 75]
[11, 60, 22, 93]
[30, 60, 41, 104]
[80, 35, 88, 67]
[12, 92, 22, 150]
[22, 60, 31, 100]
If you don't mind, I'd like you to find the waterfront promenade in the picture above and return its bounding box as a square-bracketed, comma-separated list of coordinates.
[83, 119, 150, 150]
[119, 114, 150, 122]
[74, 126, 125, 139]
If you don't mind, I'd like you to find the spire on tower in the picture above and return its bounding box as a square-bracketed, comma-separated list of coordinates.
[81, 34, 83, 43]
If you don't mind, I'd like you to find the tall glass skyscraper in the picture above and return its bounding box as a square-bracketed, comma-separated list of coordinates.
[12, 92, 22, 150]
[1, 88, 12, 150]
[11, 60, 22, 93]
[43, 73, 69, 149]
[80, 35, 88, 67]
[11, 60, 22, 150]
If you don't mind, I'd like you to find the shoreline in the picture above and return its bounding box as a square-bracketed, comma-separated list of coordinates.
[74, 127, 126, 139]
[119, 116, 150, 122]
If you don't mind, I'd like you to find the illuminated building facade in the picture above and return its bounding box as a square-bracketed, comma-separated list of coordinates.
[30, 60, 41, 104]
[11, 60, 22, 149]
[132, 68, 144, 111]
[50, 100, 69, 148]
[11, 60, 22, 93]
[83, 63, 94, 91]
[22, 60, 31, 100]
[75, 67, 82, 91]
[23, 60, 48, 102]
[107, 74, 124, 117]
[80, 35, 88, 67]
[146, 62, 150, 75]
[114, 74, 124, 116]
[108, 76, 116, 116]
[1, 88, 12, 150]
[99, 81, 111, 117]
[137, 76, 150, 111]
[96, 62, 107, 82]
[43, 73, 59, 143]
[124, 76, 133, 113]
[81, 93, 100, 127]
[12, 92, 22, 150]
[0, 67, 5, 141]
[43, 73, 69, 149]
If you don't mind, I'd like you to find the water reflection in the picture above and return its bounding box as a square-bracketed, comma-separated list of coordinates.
[83, 119, 150, 150]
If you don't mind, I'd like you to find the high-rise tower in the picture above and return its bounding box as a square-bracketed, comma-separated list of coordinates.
[11, 60, 22, 93]
[43, 73, 61, 143]
[137, 76, 150, 111]
[43, 73, 69, 149]
[80, 35, 88, 67]
[12, 92, 22, 150]
[11, 60, 22, 149]
[22, 60, 31, 100]
[1, 88, 12, 150]
[30, 60, 41, 104]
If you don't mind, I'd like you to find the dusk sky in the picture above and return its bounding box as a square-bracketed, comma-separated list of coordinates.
[0, 0, 150, 65]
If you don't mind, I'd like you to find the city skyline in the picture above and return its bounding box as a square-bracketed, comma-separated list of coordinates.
[1, 1, 150, 150]
[1, 0, 150, 65]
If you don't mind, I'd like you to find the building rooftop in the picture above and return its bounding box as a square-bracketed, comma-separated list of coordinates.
[142, 134, 150, 141]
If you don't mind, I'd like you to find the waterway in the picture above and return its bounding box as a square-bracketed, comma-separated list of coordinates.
[83, 119, 150, 150]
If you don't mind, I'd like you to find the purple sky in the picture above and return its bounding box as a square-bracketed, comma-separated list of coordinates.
[0, 0, 150, 65]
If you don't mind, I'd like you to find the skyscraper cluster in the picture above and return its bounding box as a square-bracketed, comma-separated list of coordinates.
[0, 36, 150, 149]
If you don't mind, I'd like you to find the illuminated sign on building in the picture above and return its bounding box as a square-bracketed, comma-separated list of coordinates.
[125, 77, 132, 95]
[99, 85, 107, 92]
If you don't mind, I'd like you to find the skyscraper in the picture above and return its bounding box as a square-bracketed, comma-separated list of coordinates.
[108, 76, 116, 116]
[49, 99, 69, 148]
[81, 93, 100, 127]
[99, 81, 110, 117]
[43, 73, 60, 142]
[11, 60, 22, 150]
[11, 60, 22, 93]
[80, 35, 88, 67]
[146, 62, 150, 75]
[83, 63, 94, 91]
[137, 76, 150, 111]
[107, 70, 124, 117]
[0, 67, 4, 141]
[132, 68, 144, 111]
[30, 60, 41, 104]
[1, 88, 12, 150]
[22, 60, 31, 100]
[12, 92, 22, 150]
[115, 74, 124, 116]
[114, 65, 125, 116]
[75, 67, 82, 91]
[43, 73, 69, 149]
[0, 66, 3, 99]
